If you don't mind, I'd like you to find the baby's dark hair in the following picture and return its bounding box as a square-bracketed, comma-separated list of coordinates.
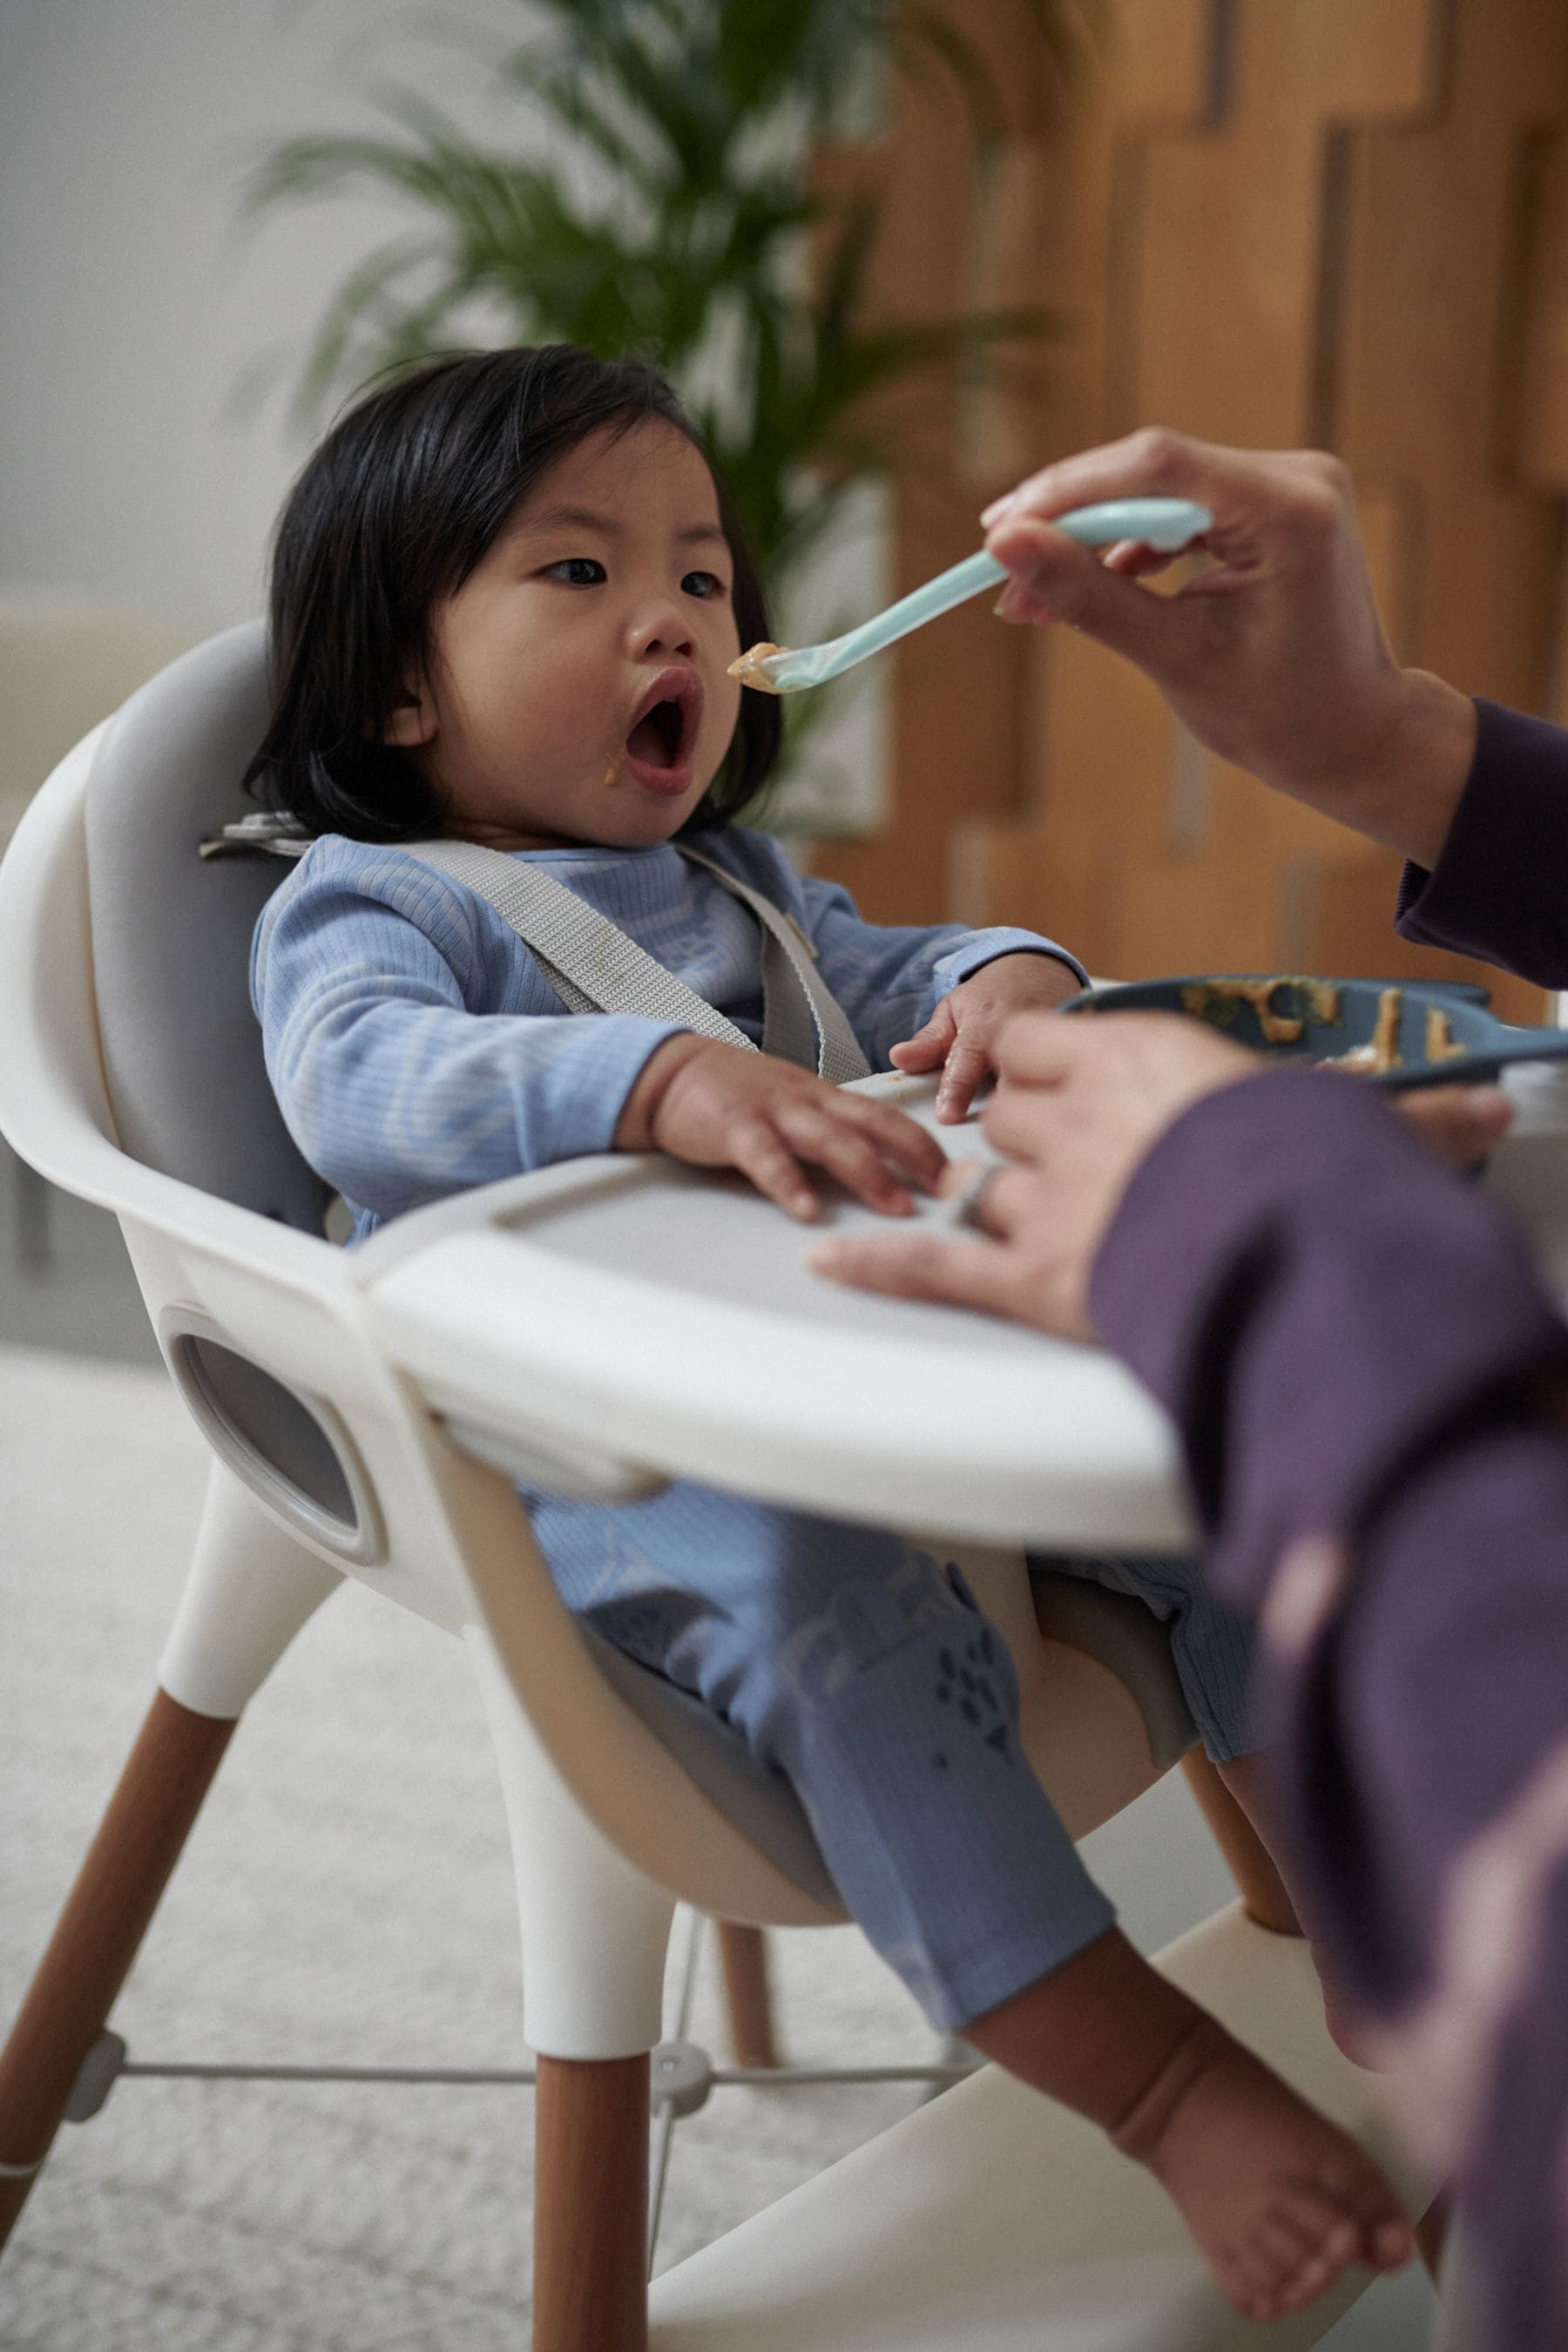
[244, 345, 781, 840]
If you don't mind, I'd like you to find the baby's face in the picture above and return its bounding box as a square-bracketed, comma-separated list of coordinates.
[390, 419, 745, 851]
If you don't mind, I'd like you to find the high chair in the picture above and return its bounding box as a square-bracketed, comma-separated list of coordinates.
[0, 624, 1420, 2349]
[0, 586, 199, 1268]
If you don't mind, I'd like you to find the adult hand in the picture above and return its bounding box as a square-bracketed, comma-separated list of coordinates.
[981, 430, 1477, 869]
[616, 1033, 947, 1221]
[815, 1013, 1256, 1338]
[889, 950, 1085, 1122]
[812, 1013, 1512, 1340]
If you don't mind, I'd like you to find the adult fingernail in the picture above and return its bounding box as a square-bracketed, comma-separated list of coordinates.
[981, 494, 1017, 526]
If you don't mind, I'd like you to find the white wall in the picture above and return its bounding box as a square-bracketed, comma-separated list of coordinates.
[0, 0, 544, 627]
[0, 0, 883, 822]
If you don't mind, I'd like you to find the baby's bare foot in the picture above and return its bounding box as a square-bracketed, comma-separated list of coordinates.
[1112, 2017, 1413, 2321]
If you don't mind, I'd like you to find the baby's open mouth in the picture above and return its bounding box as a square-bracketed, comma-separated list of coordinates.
[625, 670, 703, 777]
[628, 700, 685, 766]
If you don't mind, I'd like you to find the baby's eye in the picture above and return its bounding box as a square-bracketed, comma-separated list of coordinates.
[544, 558, 606, 587]
[681, 570, 729, 600]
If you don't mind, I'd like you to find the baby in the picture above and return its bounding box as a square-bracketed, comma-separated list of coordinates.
[247, 344, 1412, 2319]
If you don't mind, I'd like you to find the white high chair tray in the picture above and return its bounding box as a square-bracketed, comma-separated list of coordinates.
[357, 1072, 1193, 1551]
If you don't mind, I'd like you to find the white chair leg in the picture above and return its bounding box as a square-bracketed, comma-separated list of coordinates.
[465, 1622, 675, 2059]
[158, 1461, 342, 1719]
[467, 1623, 675, 2352]
[10, 1147, 51, 1272]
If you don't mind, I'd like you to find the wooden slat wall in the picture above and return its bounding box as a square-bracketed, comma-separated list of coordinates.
[810, 0, 1568, 1024]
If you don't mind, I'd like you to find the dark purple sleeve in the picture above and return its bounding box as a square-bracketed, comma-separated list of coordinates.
[1088, 1068, 1568, 1612]
[1397, 697, 1568, 985]
[1090, 1070, 1568, 2350]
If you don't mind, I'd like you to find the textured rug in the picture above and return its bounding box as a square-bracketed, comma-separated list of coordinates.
[0, 1342, 1429, 2349]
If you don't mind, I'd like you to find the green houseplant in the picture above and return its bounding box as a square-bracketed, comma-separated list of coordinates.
[249, 0, 1067, 812]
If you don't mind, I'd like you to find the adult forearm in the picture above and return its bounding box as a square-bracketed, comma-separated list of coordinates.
[1279, 666, 1474, 868]
[1088, 1071, 1568, 1613]
[1268, 1383, 1568, 2352]
[1396, 697, 1568, 987]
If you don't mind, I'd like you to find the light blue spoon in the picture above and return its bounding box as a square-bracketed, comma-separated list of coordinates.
[731, 497, 1212, 693]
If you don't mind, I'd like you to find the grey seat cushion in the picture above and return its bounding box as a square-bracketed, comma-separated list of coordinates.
[583, 1626, 842, 1909]
[84, 620, 326, 1233]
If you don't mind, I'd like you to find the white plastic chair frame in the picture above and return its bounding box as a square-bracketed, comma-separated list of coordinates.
[0, 633, 1240, 2350]
[0, 587, 200, 1272]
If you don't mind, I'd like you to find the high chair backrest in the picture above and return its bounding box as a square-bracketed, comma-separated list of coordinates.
[81, 620, 325, 1233]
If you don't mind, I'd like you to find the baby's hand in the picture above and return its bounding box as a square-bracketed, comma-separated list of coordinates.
[891, 953, 1084, 1123]
[616, 1036, 948, 1221]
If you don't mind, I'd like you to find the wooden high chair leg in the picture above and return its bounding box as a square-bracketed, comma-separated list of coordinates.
[715, 1922, 778, 2070]
[0, 1687, 235, 2254]
[1179, 1750, 1299, 1936]
[533, 2051, 650, 2352]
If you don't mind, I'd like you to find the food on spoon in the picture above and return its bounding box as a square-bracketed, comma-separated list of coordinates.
[728, 642, 787, 693]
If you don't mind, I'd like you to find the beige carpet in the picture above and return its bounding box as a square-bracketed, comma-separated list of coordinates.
[0, 1342, 1431, 2349]
[0, 1344, 943, 2349]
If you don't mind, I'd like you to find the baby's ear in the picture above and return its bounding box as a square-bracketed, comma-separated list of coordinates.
[380, 678, 436, 748]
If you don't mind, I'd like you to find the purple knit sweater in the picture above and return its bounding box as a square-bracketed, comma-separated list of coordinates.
[1089, 700, 1568, 2345]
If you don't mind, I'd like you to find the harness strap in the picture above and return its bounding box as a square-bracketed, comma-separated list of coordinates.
[401, 836, 869, 1084]
[677, 844, 870, 1085]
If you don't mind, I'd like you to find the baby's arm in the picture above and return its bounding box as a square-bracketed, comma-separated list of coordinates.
[616, 1034, 946, 1221]
[253, 850, 689, 1220]
[721, 835, 1086, 1120]
[891, 951, 1084, 1122]
[254, 844, 944, 1224]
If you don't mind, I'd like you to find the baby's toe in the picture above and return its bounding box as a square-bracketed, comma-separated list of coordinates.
[1247, 2216, 1332, 2316]
[1313, 2146, 1412, 2254]
[1368, 2213, 1416, 2271]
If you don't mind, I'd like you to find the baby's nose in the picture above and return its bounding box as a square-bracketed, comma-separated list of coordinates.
[633, 604, 696, 658]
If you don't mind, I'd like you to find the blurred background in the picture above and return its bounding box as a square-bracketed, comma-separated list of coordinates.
[6, 0, 1568, 1004]
[6, 2, 1564, 2342]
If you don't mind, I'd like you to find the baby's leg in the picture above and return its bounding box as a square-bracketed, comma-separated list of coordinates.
[529, 1484, 1410, 2318]
[965, 1928, 1413, 2320]
[529, 1479, 1116, 2025]
[1211, 1748, 1456, 2285]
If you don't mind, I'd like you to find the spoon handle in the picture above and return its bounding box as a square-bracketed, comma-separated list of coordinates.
[767, 497, 1211, 690]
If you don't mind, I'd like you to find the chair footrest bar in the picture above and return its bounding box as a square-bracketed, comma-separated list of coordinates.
[83, 2041, 968, 2098]
[93, 2048, 971, 2095]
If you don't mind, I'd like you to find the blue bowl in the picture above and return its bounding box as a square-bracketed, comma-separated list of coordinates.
[1060, 974, 1568, 1091]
